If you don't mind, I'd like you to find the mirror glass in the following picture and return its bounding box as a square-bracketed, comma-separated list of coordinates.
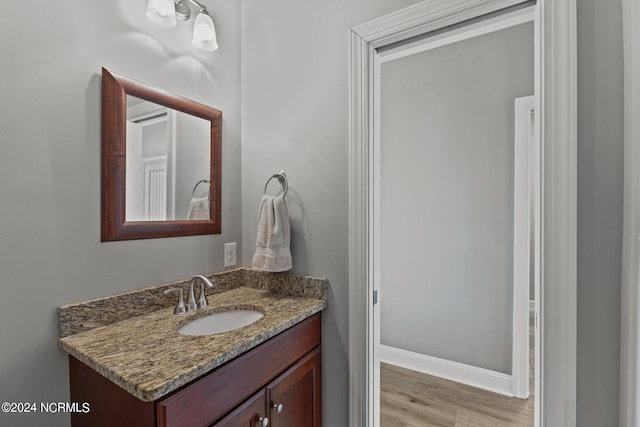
[125, 96, 211, 222]
[101, 68, 222, 241]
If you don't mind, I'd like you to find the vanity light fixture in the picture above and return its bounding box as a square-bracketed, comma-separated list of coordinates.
[146, 0, 218, 52]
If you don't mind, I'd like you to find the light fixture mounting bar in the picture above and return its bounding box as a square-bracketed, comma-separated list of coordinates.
[187, 0, 207, 13]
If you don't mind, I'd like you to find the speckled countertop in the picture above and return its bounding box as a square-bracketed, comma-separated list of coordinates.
[58, 269, 327, 402]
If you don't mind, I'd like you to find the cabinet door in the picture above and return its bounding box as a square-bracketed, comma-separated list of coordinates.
[212, 389, 267, 427]
[266, 347, 321, 427]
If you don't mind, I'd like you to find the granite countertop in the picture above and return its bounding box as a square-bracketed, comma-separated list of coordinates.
[58, 269, 327, 402]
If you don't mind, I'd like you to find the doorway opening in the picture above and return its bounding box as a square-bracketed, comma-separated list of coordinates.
[375, 9, 537, 426]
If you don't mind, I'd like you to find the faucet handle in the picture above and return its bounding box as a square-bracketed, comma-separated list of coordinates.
[196, 276, 217, 308]
[164, 288, 187, 315]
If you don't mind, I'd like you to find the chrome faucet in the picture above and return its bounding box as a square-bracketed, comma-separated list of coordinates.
[165, 275, 217, 315]
[187, 275, 216, 311]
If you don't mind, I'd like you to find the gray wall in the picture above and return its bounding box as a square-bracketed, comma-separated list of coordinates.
[576, 0, 623, 425]
[0, 1, 241, 426]
[240, 1, 420, 425]
[174, 112, 211, 220]
[379, 23, 533, 375]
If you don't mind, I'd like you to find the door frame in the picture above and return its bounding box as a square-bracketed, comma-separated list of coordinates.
[348, 0, 576, 425]
[514, 94, 536, 399]
[621, 0, 640, 424]
[126, 101, 177, 220]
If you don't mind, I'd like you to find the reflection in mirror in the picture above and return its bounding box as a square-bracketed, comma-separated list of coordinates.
[101, 68, 221, 241]
[125, 96, 211, 222]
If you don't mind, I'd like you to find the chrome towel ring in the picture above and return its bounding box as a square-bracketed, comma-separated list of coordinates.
[264, 171, 288, 198]
[192, 179, 211, 198]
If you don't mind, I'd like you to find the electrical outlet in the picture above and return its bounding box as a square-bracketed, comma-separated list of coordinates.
[224, 242, 237, 267]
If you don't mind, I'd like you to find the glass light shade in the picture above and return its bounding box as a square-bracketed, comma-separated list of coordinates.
[192, 12, 218, 52]
[146, 0, 177, 29]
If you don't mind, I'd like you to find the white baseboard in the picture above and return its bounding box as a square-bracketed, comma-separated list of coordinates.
[380, 344, 515, 397]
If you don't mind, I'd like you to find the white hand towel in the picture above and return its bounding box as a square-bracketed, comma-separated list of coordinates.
[187, 196, 209, 220]
[252, 195, 292, 272]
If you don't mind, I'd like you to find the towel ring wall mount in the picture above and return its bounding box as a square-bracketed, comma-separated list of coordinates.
[264, 171, 288, 198]
[192, 179, 211, 198]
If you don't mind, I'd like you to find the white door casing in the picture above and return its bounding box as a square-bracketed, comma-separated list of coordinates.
[620, 0, 640, 425]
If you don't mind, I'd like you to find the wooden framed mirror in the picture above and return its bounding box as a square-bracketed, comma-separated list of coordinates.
[101, 67, 222, 241]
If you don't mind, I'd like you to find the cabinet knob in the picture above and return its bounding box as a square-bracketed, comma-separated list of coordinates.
[258, 416, 269, 426]
[272, 403, 284, 414]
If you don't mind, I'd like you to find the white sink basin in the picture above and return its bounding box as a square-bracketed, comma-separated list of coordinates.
[178, 310, 264, 336]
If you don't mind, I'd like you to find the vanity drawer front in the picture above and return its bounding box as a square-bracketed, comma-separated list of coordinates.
[156, 313, 321, 427]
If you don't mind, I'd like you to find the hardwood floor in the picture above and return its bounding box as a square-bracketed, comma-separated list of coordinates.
[380, 317, 535, 427]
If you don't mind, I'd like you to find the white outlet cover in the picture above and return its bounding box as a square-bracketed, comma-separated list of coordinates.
[224, 242, 237, 267]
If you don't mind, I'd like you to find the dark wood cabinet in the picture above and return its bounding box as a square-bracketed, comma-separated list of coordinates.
[214, 348, 321, 427]
[267, 347, 321, 427]
[212, 389, 267, 427]
[69, 314, 321, 427]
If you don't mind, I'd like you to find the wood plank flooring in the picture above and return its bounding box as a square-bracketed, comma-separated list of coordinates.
[381, 318, 535, 427]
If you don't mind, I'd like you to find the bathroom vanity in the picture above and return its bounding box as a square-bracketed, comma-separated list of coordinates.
[58, 269, 327, 427]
